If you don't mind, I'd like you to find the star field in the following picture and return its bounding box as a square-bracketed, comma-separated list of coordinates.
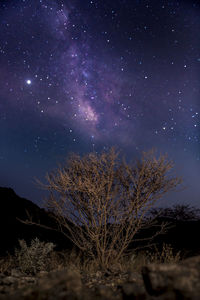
[0, 0, 199, 205]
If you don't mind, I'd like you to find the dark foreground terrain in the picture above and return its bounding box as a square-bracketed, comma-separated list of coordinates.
[0, 187, 200, 299]
[0, 255, 200, 299]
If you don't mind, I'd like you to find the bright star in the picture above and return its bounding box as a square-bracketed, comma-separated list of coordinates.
[26, 79, 32, 85]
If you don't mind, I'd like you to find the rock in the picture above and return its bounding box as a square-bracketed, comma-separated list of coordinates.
[121, 282, 147, 300]
[2, 276, 17, 285]
[0, 274, 6, 283]
[0, 269, 84, 300]
[180, 255, 200, 270]
[127, 271, 143, 284]
[20, 277, 36, 284]
[37, 271, 49, 278]
[10, 269, 23, 277]
[37, 269, 82, 295]
[95, 285, 117, 299]
[142, 255, 200, 300]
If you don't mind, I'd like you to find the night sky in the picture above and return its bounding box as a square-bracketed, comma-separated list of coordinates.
[0, 0, 199, 207]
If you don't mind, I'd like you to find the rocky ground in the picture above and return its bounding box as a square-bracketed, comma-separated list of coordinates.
[0, 256, 199, 299]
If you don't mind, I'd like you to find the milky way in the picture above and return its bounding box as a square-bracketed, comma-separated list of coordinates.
[0, 0, 199, 205]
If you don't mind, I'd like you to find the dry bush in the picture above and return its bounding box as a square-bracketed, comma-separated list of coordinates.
[15, 238, 55, 275]
[45, 248, 100, 274]
[37, 148, 181, 269]
[49, 248, 84, 272]
[114, 251, 147, 273]
[117, 244, 181, 273]
[145, 243, 181, 264]
[150, 204, 200, 221]
[0, 254, 15, 274]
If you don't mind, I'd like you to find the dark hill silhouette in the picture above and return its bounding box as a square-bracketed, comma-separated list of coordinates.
[147, 205, 200, 257]
[0, 187, 73, 255]
[154, 217, 200, 257]
[128, 215, 200, 257]
[0, 187, 199, 258]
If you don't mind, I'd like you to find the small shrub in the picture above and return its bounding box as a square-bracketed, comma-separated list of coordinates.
[15, 238, 55, 275]
[57, 248, 100, 274]
[0, 254, 15, 274]
[146, 243, 181, 264]
[116, 245, 181, 273]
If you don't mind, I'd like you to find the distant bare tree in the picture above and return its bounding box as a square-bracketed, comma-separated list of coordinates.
[150, 204, 200, 221]
[38, 148, 182, 268]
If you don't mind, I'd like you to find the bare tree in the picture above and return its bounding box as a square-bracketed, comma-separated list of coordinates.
[38, 148, 182, 268]
[150, 204, 200, 221]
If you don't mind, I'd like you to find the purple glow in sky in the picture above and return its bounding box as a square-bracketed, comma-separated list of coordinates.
[0, 0, 199, 206]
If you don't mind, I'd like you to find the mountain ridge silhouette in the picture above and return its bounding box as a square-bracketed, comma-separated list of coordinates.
[0, 186, 73, 255]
